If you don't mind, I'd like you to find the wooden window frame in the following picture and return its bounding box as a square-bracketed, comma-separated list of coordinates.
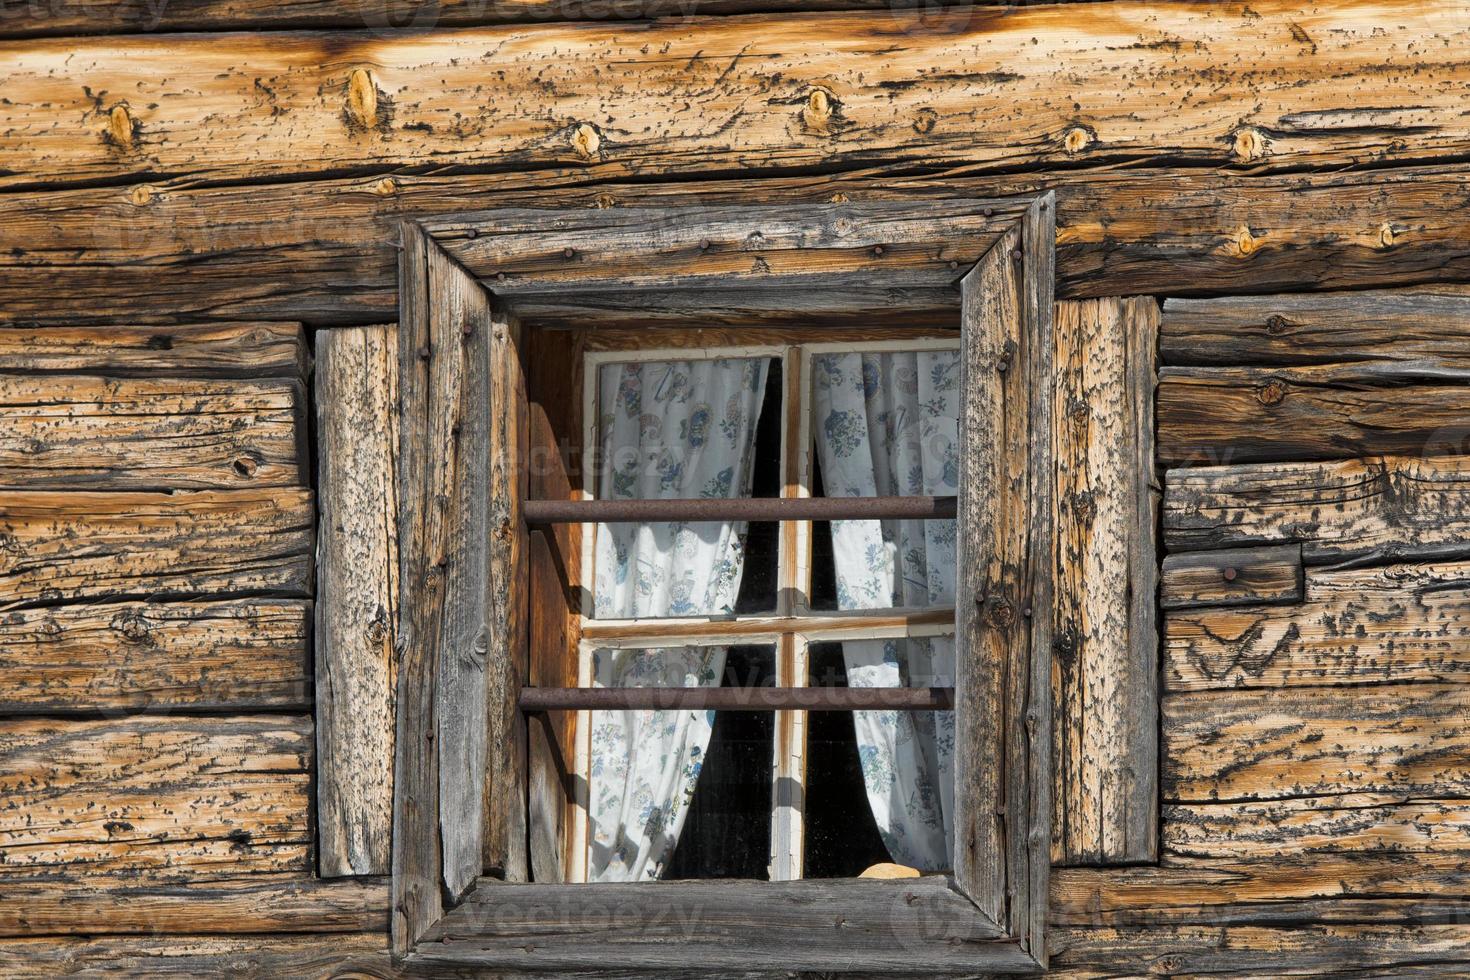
[391, 197, 1057, 975]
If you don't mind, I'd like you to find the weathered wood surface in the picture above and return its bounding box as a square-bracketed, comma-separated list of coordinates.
[0, 489, 313, 609]
[0, 933, 391, 980]
[1160, 288, 1470, 368]
[0, 374, 305, 490]
[1052, 852, 1470, 927]
[0, 323, 306, 377]
[391, 222, 443, 953]
[484, 299, 529, 883]
[1166, 560, 1470, 691]
[0, 715, 311, 879]
[1157, 366, 1470, 465]
[1164, 794, 1470, 863]
[6, 5, 1470, 190]
[0, 874, 388, 937]
[1163, 454, 1470, 563]
[0, 600, 310, 713]
[315, 325, 399, 878]
[417, 877, 1029, 975]
[1050, 296, 1157, 866]
[429, 201, 1025, 294]
[1159, 544, 1303, 611]
[9, 164, 1470, 327]
[955, 200, 1054, 962]
[1163, 683, 1470, 803]
[1048, 922, 1470, 978]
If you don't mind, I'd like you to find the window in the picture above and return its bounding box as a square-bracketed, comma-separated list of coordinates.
[391, 198, 1056, 974]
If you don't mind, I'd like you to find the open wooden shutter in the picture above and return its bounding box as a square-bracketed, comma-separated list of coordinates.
[391, 224, 528, 953]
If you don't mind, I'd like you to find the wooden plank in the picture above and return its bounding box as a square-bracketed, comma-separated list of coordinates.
[1163, 683, 1470, 803]
[954, 225, 1021, 928]
[0, 933, 391, 980]
[484, 301, 529, 883]
[0, 600, 310, 713]
[1050, 296, 1158, 866]
[1164, 794, 1470, 863]
[1159, 544, 1303, 611]
[1048, 923, 1470, 978]
[391, 222, 443, 954]
[0, 323, 305, 377]
[6, 5, 1470, 190]
[1160, 289, 1470, 369]
[8, 165, 1470, 327]
[0, 874, 388, 937]
[417, 878, 1028, 975]
[0, 715, 311, 879]
[1166, 560, 1470, 692]
[1157, 366, 1470, 466]
[314, 325, 399, 878]
[427, 201, 1024, 295]
[1163, 454, 1470, 563]
[1052, 852, 1470, 927]
[0, 374, 306, 490]
[0, 489, 313, 610]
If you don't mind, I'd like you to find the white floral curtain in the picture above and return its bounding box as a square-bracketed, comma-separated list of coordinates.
[588, 357, 770, 881]
[811, 349, 959, 871]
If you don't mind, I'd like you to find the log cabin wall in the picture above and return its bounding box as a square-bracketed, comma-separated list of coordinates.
[3, 1, 1470, 975]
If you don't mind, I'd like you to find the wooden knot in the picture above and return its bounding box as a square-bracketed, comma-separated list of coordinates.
[803, 87, 836, 132]
[111, 611, 153, 645]
[829, 192, 849, 204]
[105, 104, 136, 150]
[1378, 222, 1398, 249]
[346, 68, 379, 131]
[913, 108, 936, 134]
[366, 617, 389, 645]
[371, 176, 399, 196]
[1257, 380, 1286, 405]
[571, 123, 601, 160]
[1265, 314, 1291, 335]
[128, 184, 156, 207]
[232, 455, 259, 479]
[981, 595, 1014, 629]
[1232, 126, 1268, 162]
[1063, 125, 1094, 155]
[37, 617, 62, 639]
[1234, 225, 1259, 257]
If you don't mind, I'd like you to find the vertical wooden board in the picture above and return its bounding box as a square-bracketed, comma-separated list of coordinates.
[0, 490, 314, 609]
[484, 305, 529, 883]
[315, 325, 400, 878]
[391, 222, 443, 954]
[527, 529, 570, 884]
[0, 715, 312, 879]
[0, 600, 310, 712]
[0, 374, 306, 491]
[1050, 295, 1159, 866]
[0, 323, 307, 377]
[954, 224, 1023, 928]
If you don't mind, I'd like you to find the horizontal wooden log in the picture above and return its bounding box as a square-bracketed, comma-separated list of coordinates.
[0, 375, 306, 490]
[1160, 289, 1470, 368]
[0, 489, 314, 609]
[1048, 923, 1470, 978]
[0, 323, 305, 377]
[1157, 366, 1470, 466]
[7, 163, 1470, 327]
[6, 5, 1470, 191]
[0, 600, 311, 713]
[0, 715, 311, 878]
[1159, 544, 1302, 611]
[1163, 683, 1470, 803]
[1163, 455, 1470, 563]
[1166, 560, 1470, 691]
[1051, 852, 1470, 928]
[0, 933, 390, 980]
[1164, 794, 1470, 863]
[0, 874, 388, 937]
[418, 877, 1032, 974]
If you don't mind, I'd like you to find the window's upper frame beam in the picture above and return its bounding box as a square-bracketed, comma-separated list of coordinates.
[392, 196, 1056, 974]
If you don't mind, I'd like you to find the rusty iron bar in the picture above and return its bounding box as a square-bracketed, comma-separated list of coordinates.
[519, 686, 954, 712]
[522, 495, 957, 524]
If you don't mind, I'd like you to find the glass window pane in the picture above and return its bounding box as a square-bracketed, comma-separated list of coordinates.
[587, 644, 774, 882]
[590, 356, 780, 619]
[803, 638, 955, 876]
[808, 348, 959, 612]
